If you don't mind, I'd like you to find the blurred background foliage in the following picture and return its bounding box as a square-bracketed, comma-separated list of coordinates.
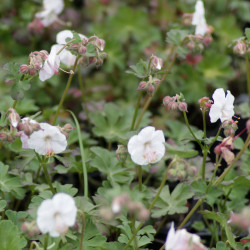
[0, 0, 249, 129]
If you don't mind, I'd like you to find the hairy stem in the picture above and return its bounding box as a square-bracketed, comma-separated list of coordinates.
[78, 210, 85, 250]
[138, 165, 142, 191]
[130, 91, 143, 131]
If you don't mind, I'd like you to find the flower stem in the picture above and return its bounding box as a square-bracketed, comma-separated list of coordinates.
[77, 65, 91, 128]
[42, 162, 56, 194]
[131, 217, 138, 250]
[134, 50, 177, 130]
[123, 160, 174, 250]
[183, 111, 203, 148]
[56, 39, 76, 55]
[78, 210, 85, 250]
[138, 166, 142, 191]
[202, 110, 206, 139]
[245, 54, 250, 105]
[209, 155, 222, 186]
[130, 91, 143, 131]
[43, 234, 49, 250]
[201, 147, 208, 180]
[214, 134, 250, 186]
[12, 100, 17, 109]
[29, 241, 40, 250]
[52, 56, 79, 125]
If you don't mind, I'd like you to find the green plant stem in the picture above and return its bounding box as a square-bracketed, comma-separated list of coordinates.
[245, 54, 250, 105]
[209, 155, 222, 186]
[134, 51, 177, 130]
[130, 91, 143, 131]
[77, 65, 91, 128]
[208, 126, 222, 150]
[42, 162, 56, 194]
[43, 234, 49, 250]
[202, 110, 206, 138]
[155, 214, 168, 235]
[52, 56, 79, 125]
[183, 111, 203, 148]
[69, 110, 88, 198]
[138, 166, 142, 191]
[78, 210, 85, 250]
[12, 100, 17, 109]
[29, 241, 40, 250]
[131, 217, 138, 250]
[159, 134, 250, 250]
[123, 161, 174, 250]
[201, 147, 208, 180]
[214, 134, 250, 186]
[56, 39, 76, 55]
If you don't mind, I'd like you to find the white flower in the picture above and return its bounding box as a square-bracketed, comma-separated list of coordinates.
[56, 30, 87, 67]
[192, 0, 208, 36]
[127, 126, 165, 165]
[35, 0, 64, 27]
[209, 88, 235, 123]
[165, 223, 207, 250]
[39, 45, 60, 81]
[26, 123, 67, 156]
[37, 193, 77, 237]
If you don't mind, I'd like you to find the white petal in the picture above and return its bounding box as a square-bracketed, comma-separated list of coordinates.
[212, 88, 226, 104]
[138, 126, 155, 140]
[130, 148, 148, 166]
[225, 90, 235, 106]
[59, 49, 77, 67]
[209, 104, 222, 123]
[165, 223, 176, 250]
[151, 130, 165, 144]
[43, 0, 64, 15]
[56, 30, 73, 44]
[127, 135, 144, 155]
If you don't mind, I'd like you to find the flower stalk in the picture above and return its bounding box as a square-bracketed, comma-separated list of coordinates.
[245, 54, 250, 106]
[78, 210, 85, 250]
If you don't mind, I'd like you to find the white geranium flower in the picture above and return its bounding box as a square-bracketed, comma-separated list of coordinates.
[209, 88, 235, 123]
[165, 223, 207, 250]
[192, 0, 208, 36]
[37, 193, 77, 237]
[39, 45, 60, 81]
[26, 123, 67, 156]
[35, 0, 64, 27]
[56, 30, 87, 67]
[127, 126, 165, 165]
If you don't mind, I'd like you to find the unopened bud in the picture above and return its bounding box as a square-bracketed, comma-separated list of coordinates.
[203, 34, 212, 47]
[182, 13, 193, 26]
[116, 145, 127, 162]
[150, 55, 163, 70]
[0, 132, 8, 141]
[40, 50, 49, 60]
[168, 101, 178, 110]
[198, 97, 212, 111]
[137, 81, 147, 90]
[8, 108, 20, 128]
[28, 67, 38, 76]
[96, 39, 105, 51]
[163, 96, 173, 106]
[147, 84, 155, 95]
[246, 120, 250, 134]
[137, 208, 150, 221]
[28, 18, 44, 34]
[233, 40, 246, 56]
[99, 207, 113, 221]
[178, 102, 188, 112]
[78, 45, 87, 55]
[19, 64, 29, 74]
[214, 145, 221, 155]
[224, 128, 235, 137]
[221, 147, 235, 165]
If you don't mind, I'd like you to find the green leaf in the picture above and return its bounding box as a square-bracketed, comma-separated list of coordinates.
[166, 29, 189, 46]
[5, 210, 28, 227]
[126, 59, 149, 78]
[10, 82, 25, 100]
[165, 143, 198, 158]
[0, 220, 27, 249]
[0, 200, 7, 212]
[90, 147, 133, 185]
[55, 183, 78, 196]
[0, 162, 26, 199]
[201, 210, 237, 250]
[118, 219, 155, 248]
[245, 28, 250, 41]
[151, 183, 194, 218]
[85, 43, 96, 57]
[213, 241, 230, 250]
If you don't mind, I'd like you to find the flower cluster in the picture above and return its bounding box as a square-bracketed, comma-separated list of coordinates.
[127, 126, 165, 166]
[137, 75, 160, 95]
[165, 223, 207, 250]
[111, 193, 149, 221]
[163, 94, 188, 112]
[36, 193, 77, 237]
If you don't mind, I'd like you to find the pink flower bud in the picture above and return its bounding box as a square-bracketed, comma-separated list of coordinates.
[182, 13, 193, 26]
[203, 34, 212, 47]
[40, 50, 49, 60]
[214, 145, 221, 155]
[163, 96, 173, 106]
[147, 84, 155, 95]
[137, 81, 147, 90]
[246, 120, 250, 134]
[78, 45, 87, 55]
[168, 101, 178, 110]
[19, 64, 29, 74]
[150, 55, 163, 70]
[0, 132, 8, 141]
[96, 39, 105, 51]
[221, 147, 235, 165]
[198, 97, 212, 111]
[178, 102, 188, 112]
[28, 67, 38, 76]
[116, 145, 127, 162]
[233, 40, 246, 56]
[8, 108, 20, 128]
[28, 18, 44, 34]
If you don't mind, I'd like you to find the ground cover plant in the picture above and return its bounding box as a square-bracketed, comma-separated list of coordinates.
[0, 0, 250, 249]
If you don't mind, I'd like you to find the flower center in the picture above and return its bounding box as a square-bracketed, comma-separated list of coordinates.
[44, 136, 54, 157]
[143, 142, 158, 164]
[54, 212, 68, 234]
